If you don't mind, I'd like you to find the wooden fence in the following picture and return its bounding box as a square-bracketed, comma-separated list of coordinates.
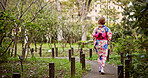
[12, 48, 89, 78]
[10, 46, 134, 78]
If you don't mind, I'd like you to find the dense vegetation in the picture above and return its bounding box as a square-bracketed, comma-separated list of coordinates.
[0, 0, 147, 78]
[1, 57, 91, 77]
[110, 0, 148, 78]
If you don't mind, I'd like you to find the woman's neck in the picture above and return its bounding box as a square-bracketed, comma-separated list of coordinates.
[98, 24, 103, 28]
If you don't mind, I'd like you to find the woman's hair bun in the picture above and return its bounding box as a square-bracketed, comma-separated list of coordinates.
[98, 17, 105, 25]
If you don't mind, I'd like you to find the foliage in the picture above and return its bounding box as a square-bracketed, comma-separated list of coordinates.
[23, 22, 45, 42]
[0, 11, 19, 43]
[0, 0, 148, 77]
[0, 11, 20, 61]
[0, 57, 91, 77]
[131, 53, 148, 78]
[111, 0, 148, 77]
[111, 36, 138, 54]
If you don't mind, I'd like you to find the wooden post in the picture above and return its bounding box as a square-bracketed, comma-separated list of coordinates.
[71, 48, 74, 55]
[80, 50, 83, 63]
[55, 47, 58, 57]
[82, 54, 85, 70]
[13, 73, 20, 78]
[52, 48, 54, 58]
[49, 63, 54, 78]
[69, 49, 71, 61]
[125, 59, 130, 78]
[118, 65, 123, 78]
[128, 54, 132, 77]
[39, 47, 42, 57]
[89, 48, 92, 58]
[71, 57, 75, 78]
[107, 49, 110, 61]
[121, 52, 124, 64]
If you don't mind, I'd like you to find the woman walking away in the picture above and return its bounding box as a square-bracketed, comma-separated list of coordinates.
[92, 17, 112, 75]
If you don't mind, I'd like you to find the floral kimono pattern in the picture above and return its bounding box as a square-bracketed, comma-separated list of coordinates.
[92, 25, 112, 70]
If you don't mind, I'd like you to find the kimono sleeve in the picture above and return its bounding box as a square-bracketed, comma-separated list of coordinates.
[92, 28, 97, 40]
[107, 28, 112, 42]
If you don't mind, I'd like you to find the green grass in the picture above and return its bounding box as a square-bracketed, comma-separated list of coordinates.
[3, 42, 143, 77]
[1, 43, 94, 77]
[106, 52, 144, 67]
[0, 57, 91, 78]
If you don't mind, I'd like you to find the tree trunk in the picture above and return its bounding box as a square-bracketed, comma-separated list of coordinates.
[14, 24, 18, 57]
[21, 27, 25, 55]
[80, 1, 87, 41]
[26, 45, 30, 58]
[23, 37, 31, 59]
[64, 40, 67, 47]
[49, 36, 52, 48]
[22, 29, 28, 59]
[56, 0, 63, 41]
[33, 38, 37, 52]
[78, 0, 91, 41]
[82, 25, 87, 41]
[22, 38, 24, 52]
[53, 39, 56, 49]
[40, 37, 44, 48]
[61, 41, 65, 52]
[22, 43, 27, 59]
[46, 35, 50, 48]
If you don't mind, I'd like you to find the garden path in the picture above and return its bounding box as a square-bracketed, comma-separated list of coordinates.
[45, 57, 118, 78]
[82, 60, 118, 78]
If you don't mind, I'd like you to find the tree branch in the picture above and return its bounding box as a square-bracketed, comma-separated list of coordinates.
[0, 39, 14, 57]
[0, 35, 5, 46]
[113, 1, 124, 9]
[0, 1, 5, 11]
[19, 0, 36, 19]
[30, 1, 50, 22]
[87, 0, 92, 11]
[20, 0, 24, 17]
[17, 0, 21, 19]
[38, 0, 42, 8]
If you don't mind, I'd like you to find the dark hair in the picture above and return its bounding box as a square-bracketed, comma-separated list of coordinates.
[99, 21, 105, 25]
[98, 17, 105, 25]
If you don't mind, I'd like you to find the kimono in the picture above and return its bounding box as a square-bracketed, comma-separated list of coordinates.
[92, 25, 112, 70]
